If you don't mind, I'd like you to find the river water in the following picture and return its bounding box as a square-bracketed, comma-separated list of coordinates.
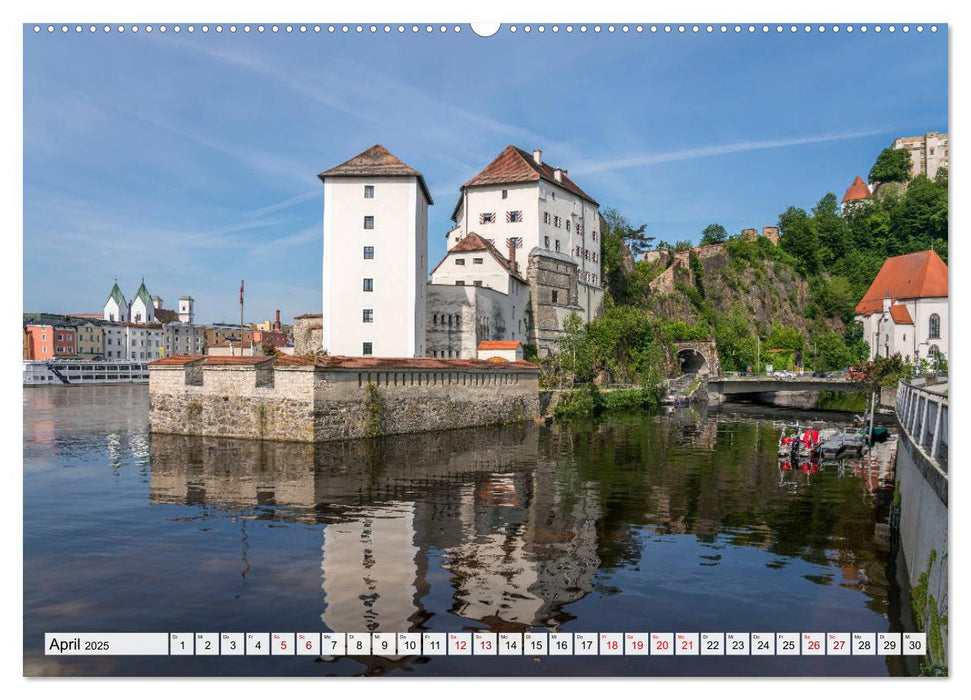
[23, 385, 910, 676]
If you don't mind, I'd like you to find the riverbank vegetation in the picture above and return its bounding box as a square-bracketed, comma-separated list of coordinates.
[541, 149, 947, 391]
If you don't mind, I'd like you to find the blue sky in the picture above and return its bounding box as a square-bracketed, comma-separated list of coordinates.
[23, 25, 947, 324]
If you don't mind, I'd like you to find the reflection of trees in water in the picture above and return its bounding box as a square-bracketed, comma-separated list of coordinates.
[148, 410, 894, 628]
[539, 415, 893, 616]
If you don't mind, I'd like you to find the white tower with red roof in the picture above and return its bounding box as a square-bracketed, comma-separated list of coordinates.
[318, 145, 432, 358]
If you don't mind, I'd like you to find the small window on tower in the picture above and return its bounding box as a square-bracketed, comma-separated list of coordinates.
[551, 290, 559, 304]
[363, 246, 374, 259]
[455, 281, 466, 286]
[364, 216, 374, 229]
[455, 258, 466, 266]
[502, 189, 508, 199]
[363, 309, 374, 323]
[363, 278, 374, 292]
[364, 185, 374, 198]
[473, 257, 483, 265]
[362, 342, 373, 356]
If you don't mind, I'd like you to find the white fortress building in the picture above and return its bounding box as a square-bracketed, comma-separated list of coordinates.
[319, 145, 431, 357]
[317, 144, 602, 359]
[447, 146, 603, 327]
[854, 250, 948, 363]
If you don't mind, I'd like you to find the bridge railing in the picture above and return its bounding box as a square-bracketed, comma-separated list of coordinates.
[896, 379, 948, 472]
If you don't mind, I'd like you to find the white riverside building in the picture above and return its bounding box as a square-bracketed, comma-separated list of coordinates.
[854, 250, 948, 363]
[447, 146, 604, 328]
[426, 232, 529, 358]
[316, 144, 603, 359]
[319, 145, 431, 358]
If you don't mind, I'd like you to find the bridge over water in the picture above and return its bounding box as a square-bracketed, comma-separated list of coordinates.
[707, 375, 868, 396]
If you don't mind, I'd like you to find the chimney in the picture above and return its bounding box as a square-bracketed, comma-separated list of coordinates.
[883, 293, 892, 314]
[554, 168, 563, 183]
[507, 238, 518, 271]
[532, 149, 542, 165]
[274, 309, 281, 331]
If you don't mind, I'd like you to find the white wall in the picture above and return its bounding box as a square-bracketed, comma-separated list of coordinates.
[858, 297, 947, 362]
[323, 176, 427, 357]
[452, 179, 603, 323]
[104, 297, 128, 323]
[432, 250, 512, 292]
[130, 297, 154, 324]
[426, 284, 527, 358]
[163, 324, 206, 356]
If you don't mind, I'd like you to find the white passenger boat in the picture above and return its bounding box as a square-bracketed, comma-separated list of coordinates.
[23, 359, 150, 386]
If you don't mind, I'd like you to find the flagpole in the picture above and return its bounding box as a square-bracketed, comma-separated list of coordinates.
[239, 280, 244, 357]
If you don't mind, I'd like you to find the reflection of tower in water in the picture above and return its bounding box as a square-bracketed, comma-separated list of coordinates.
[320, 503, 419, 633]
[438, 466, 601, 629]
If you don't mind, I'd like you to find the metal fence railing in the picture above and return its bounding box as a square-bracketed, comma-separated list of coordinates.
[896, 379, 948, 472]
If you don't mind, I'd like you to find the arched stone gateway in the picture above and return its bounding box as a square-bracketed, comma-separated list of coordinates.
[673, 339, 720, 376]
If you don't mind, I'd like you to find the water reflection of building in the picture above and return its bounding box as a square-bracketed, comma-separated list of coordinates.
[321, 503, 419, 632]
[149, 426, 600, 633]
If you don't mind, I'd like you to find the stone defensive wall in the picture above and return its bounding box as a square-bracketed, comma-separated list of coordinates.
[149, 354, 541, 443]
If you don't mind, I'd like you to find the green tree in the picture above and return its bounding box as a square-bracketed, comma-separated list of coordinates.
[893, 174, 948, 245]
[811, 193, 850, 268]
[814, 275, 856, 322]
[778, 206, 820, 273]
[602, 207, 653, 257]
[869, 147, 912, 184]
[700, 223, 728, 245]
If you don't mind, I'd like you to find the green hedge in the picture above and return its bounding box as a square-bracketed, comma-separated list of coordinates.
[554, 385, 659, 419]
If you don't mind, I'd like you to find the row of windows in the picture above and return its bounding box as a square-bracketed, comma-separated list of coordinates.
[454, 257, 484, 266]
[357, 369, 521, 386]
[479, 211, 523, 224]
[433, 313, 460, 326]
[575, 246, 599, 262]
[454, 280, 482, 287]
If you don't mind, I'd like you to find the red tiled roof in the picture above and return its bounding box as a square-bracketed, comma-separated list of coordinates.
[855, 250, 949, 315]
[150, 355, 206, 366]
[890, 304, 914, 325]
[274, 355, 318, 366]
[453, 145, 598, 222]
[313, 355, 538, 371]
[429, 232, 526, 283]
[478, 340, 523, 350]
[842, 175, 872, 204]
[150, 354, 537, 370]
[204, 356, 274, 366]
[317, 144, 432, 203]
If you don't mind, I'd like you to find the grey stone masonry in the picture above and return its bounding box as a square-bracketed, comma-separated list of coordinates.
[149, 354, 540, 443]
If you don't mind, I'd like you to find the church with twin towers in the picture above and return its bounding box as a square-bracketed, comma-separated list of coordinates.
[319, 144, 604, 360]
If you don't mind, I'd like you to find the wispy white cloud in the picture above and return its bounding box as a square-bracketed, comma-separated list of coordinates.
[570, 128, 893, 176]
[242, 191, 318, 218]
[247, 224, 320, 259]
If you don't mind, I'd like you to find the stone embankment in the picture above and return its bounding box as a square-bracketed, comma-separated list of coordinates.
[149, 354, 540, 443]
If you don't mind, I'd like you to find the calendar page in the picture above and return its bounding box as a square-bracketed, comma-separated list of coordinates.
[19, 0, 951, 684]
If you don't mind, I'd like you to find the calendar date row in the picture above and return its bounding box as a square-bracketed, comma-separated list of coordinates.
[46, 632, 926, 657]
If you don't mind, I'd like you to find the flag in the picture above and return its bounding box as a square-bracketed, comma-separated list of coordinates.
[240, 280, 244, 305]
